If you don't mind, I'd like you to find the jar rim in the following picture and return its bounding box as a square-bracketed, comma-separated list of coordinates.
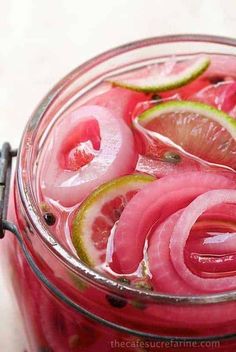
[17, 34, 236, 305]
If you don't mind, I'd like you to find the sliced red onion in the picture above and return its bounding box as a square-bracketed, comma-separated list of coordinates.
[39, 105, 137, 207]
[170, 189, 236, 292]
[111, 172, 235, 274]
[148, 210, 198, 294]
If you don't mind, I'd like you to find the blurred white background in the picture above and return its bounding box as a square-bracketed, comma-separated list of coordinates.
[1, 0, 236, 350]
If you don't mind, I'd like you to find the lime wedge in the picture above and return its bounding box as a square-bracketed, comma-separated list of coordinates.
[108, 56, 210, 93]
[72, 174, 154, 268]
[136, 100, 236, 169]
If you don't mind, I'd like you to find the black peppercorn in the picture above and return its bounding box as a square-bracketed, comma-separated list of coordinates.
[43, 212, 56, 226]
[163, 151, 181, 164]
[151, 93, 162, 101]
[106, 294, 127, 308]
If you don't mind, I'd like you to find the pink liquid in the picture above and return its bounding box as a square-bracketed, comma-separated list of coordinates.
[5, 53, 236, 351]
[37, 54, 236, 291]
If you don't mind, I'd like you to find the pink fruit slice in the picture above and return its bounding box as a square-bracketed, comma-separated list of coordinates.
[39, 105, 137, 207]
[111, 172, 235, 274]
[71, 174, 154, 268]
[170, 189, 236, 292]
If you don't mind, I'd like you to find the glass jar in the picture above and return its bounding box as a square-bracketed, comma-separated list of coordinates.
[1, 35, 236, 352]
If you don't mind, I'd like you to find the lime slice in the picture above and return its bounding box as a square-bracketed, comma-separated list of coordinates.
[72, 174, 154, 268]
[108, 56, 210, 93]
[136, 100, 236, 169]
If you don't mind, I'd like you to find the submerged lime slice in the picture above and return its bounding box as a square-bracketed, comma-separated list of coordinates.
[136, 100, 236, 169]
[72, 174, 154, 268]
[108, 56, 210, 93]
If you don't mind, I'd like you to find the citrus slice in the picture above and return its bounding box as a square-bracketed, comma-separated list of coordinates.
[72, 174, 154, 268]
[108, 56, 210, 93]
[136, 100, 236, 170]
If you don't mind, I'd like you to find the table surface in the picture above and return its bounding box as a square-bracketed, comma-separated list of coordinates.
[1, 0, 236, 350]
